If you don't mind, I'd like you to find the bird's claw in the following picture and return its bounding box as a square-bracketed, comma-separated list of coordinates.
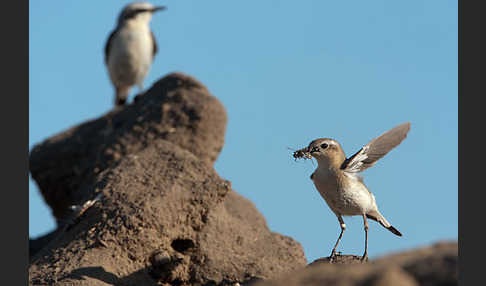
[329, 250, 341, 263]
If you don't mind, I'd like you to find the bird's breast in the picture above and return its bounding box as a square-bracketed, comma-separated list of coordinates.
[107, 25, 154, 86]
[311, 169, 340, 202]
[312, 169, 373, 215]
[108, 26, 153, 64]
[111, 26, 153, 60]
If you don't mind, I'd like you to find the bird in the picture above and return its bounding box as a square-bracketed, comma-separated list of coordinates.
[293, 122, 411, 261]
[104, 2, 166, 106]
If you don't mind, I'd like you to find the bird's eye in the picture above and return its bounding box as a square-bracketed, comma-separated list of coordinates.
[320, 143, 328, 149]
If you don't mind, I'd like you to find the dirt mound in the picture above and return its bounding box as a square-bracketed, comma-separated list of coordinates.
[253, 241, 457, 286]
[30, 72, 227, 221]
[29, 73, 307, 285]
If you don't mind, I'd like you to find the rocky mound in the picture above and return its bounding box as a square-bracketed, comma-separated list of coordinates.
[30, 72, 227, 221]
[254, 241, 457, 286]
[29, 73, 307, 285]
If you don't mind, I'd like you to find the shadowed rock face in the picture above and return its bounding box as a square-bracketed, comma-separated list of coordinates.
[29, 73, 307, 286]
[30, 72, 227, 221]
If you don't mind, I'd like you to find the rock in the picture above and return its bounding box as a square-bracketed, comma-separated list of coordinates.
[29, 72, 227, 221]
[308, 254, 363, 266]
[252, 241, 457, 286]
[29, 73, 307, 285]
[367, 266, 418, 286]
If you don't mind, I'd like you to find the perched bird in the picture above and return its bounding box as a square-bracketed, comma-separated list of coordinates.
[105, 2, 166, 106]
[293, 122, 411, 261]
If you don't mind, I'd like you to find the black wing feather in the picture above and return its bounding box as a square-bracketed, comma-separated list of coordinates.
[151, 31, 158, 59]
[104, 29, 117, 64]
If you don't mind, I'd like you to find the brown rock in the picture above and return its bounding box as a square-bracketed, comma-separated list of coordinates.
[252, 241, 457, 286]
[308, 254, 363, 266]
[29, 73, 307, 285]
[367, 266, 418, 286]
[29, 72, 227, 221]
[29, 141, 306, 285]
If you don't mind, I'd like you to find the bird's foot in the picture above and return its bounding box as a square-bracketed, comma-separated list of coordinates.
[115, 97, 127, 107]
[360, 253, 368, 263]
[329, 250, 341, 263]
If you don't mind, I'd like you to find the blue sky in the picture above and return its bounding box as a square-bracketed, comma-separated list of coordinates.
[30, 1, 457, 262]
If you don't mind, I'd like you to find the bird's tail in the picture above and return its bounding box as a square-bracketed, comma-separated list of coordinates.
[115, 87, 130, 106]
[366, 212, 402, 237]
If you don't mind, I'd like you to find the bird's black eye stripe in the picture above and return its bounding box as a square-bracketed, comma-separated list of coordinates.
[123, 9, 147, 20]
[320, 143, 328, 149]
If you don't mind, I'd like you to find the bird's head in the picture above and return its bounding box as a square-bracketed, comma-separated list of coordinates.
[294, 138, 345, 168]
[117, 2, 166, 25]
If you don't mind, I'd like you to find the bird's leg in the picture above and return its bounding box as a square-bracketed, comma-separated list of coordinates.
[133, 83, 146, 102]
[361, 214, 369, 262]
[115, 87, 129, 107]
[330, 215, 345, 261]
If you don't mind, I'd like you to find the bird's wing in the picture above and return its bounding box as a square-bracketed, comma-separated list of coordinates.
[104, 30, 117, 64]
[151, 31, 158, 59]
[341, 122, 411, 173]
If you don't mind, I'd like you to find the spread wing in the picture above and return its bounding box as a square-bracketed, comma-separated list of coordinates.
[104, 29, 117, 64]
[341, 122, 411, 173]
[151, 31, 158, 59]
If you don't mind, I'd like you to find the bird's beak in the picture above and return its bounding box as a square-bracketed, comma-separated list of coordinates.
[152, 6, 167, 13]
[309, 147, 319, 154]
